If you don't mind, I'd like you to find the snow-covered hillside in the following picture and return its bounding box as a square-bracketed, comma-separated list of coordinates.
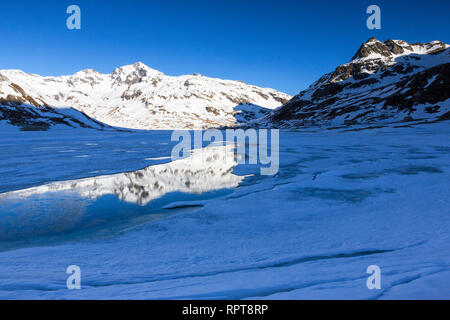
[0, 63, 290, 130]
[0, 74, 108, 131]
[258, 38, 450, 128]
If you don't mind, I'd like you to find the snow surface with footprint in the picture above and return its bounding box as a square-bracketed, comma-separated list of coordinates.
[0, 123, 449, 299]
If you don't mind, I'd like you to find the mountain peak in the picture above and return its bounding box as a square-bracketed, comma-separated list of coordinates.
[351, 38, 448, 61]
[132, 61, 149, 69]
[112, 62, 156, 74]
[365, 37, 380, 44]
[351, 38, 392, 60]
[110, 62, 163, 85]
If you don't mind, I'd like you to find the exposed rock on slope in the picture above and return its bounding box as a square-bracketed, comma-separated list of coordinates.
[0, 63, 291, 130]
[0, 76, 107, 131]
[259, 38, 450, 128]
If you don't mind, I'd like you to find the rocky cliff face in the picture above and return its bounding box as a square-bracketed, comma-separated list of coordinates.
[0, 62, 290, 130]
[258, 38, 450, 128]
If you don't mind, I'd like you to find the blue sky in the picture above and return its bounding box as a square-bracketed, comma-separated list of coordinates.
[0, 0, 449, 95]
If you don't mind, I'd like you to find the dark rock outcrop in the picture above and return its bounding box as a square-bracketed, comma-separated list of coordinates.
[259, 38, 450, 128]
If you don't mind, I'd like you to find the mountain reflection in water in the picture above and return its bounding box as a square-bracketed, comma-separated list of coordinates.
[0, 145, 245, 243]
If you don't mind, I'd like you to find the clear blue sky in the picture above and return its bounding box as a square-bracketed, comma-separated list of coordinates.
[1, 0, 449, 95]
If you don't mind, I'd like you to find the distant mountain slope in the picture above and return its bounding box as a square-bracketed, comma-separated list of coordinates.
[0, 74, 108, 131]
[257, 38, 450, 128]
[0, 63, 290, 130]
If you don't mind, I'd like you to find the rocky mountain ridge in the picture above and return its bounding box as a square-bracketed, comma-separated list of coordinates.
[258, 38, 450, 128]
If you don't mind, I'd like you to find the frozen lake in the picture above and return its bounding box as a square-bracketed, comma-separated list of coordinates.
[0, 124, 449, 299]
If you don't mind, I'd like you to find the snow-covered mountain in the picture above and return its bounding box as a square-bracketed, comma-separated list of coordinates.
[0, 63, 291, 130]
[257, 38, 450, 128]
